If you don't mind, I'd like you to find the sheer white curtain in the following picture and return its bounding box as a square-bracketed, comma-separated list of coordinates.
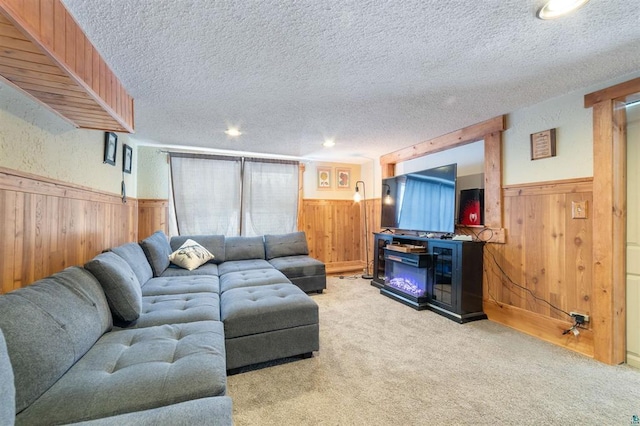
[170, 154, 298, 237]
[170, 154, 242, 235]
[241, 159, 298, 236]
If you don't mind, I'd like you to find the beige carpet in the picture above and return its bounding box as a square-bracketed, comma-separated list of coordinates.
[227, 276, 640, 425]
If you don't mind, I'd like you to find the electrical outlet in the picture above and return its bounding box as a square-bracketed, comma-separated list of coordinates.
[571, 201, 588, 219]
[570, 311, 590, 323]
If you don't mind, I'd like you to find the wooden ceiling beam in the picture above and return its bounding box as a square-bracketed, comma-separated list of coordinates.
[0, 1, 134, 133]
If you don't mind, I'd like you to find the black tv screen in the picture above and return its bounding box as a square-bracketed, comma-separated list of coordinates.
[381, 163, 457, 234]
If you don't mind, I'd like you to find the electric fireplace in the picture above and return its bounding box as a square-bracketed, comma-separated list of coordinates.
[381, 248, 434, 309]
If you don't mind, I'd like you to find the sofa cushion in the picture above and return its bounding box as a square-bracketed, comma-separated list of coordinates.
[268, 255, 326, 278]
[85, 252, 143, 323]
[16, 321, 227, 425]
[111, 242, 153, 285]
[224, 236, 265, 261]
[221, 283, 318, 339]
[66, 396, 233, 426]
[217, 259, 273, 276]
[119, 292, 221, 329]
[141, 275, 220, 296]
[219, 268, 290, 293]
[170, 235, 226, 264]
[264, 231, 309, 260]
[0, 329, 15, 425]
[161, 262, 219, 277]
[169, 239, 215, 271]
[0, 267, 112, 414]
[140, 231, 172, 277]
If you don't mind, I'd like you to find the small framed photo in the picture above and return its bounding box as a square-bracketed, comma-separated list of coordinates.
[103, 132, 117, 166]
[530, 128, 557, 160]
[317, 167, 332, 189]
[336, 168, 351, 189]
[123, 144, 133, 174]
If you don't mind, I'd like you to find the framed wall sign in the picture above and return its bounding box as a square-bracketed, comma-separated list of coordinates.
[336, 168, 351, 189]
[317, 167, 331, 189]
[103, 132, 117, 165]
[123, 144, 133, 174]
[530, 128, 557, 160]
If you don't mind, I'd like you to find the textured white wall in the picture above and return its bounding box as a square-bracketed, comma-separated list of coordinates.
[503, 70, 640, 185]
[303, 161, 362, 200]
[0, 81, 137, 196]
[395, 141, 485, 177]
[136, 146, 169, 199]
[503, 90, 593, 185]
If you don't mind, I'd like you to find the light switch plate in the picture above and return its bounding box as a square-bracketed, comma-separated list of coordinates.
[572, 201, 587, 219]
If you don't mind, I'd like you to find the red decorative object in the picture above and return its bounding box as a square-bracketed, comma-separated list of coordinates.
[458, 189, 484, 226]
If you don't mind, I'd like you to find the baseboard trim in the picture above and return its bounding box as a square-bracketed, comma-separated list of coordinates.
[326, 261, 363, 275]
[484, 299, 595, 358]
[627, 352, 640, 369]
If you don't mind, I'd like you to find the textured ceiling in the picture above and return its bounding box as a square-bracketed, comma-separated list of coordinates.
[61, 0, 640, 163]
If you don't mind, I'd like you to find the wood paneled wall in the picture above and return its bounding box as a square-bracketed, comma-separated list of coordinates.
[299, 199, 363, 273]
[138, 199, 168, 240]
[136, 197, 377, 274]
[133, 161, 373, 275]
[484, 178, 594, 356]
[0, 167, 137, 294]
[0, 0, 134, 132]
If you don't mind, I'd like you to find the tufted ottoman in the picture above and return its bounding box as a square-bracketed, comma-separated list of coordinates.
[221, 283, 319, 371]
[219, 268, 290, 293]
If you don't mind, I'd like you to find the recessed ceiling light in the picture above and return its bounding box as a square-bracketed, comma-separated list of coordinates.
[225, 127, 242, 137]
[536, 0, 590, 20]
[323, 139, 335, 148]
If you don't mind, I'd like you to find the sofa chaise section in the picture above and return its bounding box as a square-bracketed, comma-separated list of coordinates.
[16, 321, 227, 425]
[264, 232, 326, 293]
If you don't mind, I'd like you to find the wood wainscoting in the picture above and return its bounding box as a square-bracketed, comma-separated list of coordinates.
[134, 197, 379, 275]
[484, 178, 594, 357]
[138, 199, 168, 240]
[0, 167, 137, 294]
[300, 198, 380, 274]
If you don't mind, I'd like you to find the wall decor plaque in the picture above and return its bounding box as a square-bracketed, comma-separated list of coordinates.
[530, 128, 557, 160]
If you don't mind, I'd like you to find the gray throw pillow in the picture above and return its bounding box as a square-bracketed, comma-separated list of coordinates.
[0, 329, 15, 425]
[264, 232, 309, 260]
[110, 242, 154, 284]
[85, 252, 143, 322]
[140, 231, 172, 277]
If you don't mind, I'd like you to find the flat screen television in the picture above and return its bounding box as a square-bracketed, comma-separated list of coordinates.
[381, 163, 457, 234]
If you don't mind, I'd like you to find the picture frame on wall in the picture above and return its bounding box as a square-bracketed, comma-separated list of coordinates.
[530, 128, 557, 160]
[123, 144, 133, 174]
[103, 132, 117, 166]
[336, 168, 351, 189]
[317, 167, 332, 189]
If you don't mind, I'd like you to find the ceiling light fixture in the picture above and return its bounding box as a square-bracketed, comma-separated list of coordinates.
[536, 0, 590, 20]
[225, 127, 242, 137]
[322, 139, 335, 148]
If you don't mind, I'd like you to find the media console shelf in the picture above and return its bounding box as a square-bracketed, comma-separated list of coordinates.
[373, 233, 486, 323]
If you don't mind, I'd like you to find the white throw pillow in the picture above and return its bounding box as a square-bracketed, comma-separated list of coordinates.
[169, 239, 215, 270]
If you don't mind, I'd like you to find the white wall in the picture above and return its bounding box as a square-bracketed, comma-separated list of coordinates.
[303, 161, 362, 200]
[626, 102, 640, 368]
[395, 141, 485, 177]
[502, 90, 592, 185]
[503, 70, 640, 186]
[0, 81, 137, 196]
[136, 146, 169, 199]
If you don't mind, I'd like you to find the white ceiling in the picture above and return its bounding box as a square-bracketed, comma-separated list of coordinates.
[61, 0, 640, 163]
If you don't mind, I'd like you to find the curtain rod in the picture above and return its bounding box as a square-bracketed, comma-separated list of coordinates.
[152, 146, 305, 162]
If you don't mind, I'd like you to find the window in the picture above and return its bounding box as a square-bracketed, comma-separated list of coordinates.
[169, 154, 298, 236]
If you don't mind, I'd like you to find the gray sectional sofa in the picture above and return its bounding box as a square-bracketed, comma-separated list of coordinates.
[0, 231, 325, 425]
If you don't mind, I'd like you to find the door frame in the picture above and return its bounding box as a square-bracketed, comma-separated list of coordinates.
[585, 77, 640, 364]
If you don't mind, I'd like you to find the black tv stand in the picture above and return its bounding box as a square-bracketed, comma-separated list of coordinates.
[372, 233, 486, 323]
